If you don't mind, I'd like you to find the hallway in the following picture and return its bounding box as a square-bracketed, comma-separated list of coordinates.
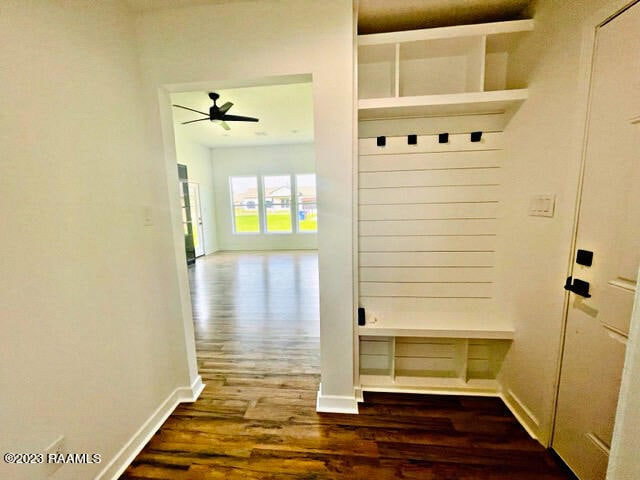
[120, 251, 573, 479]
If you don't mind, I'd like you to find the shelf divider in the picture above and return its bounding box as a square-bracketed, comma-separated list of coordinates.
[394, 43, 400, 98]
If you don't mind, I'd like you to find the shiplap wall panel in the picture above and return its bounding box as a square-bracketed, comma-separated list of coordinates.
[359, 203, 498, 221]
[360, 168, 500, 188]
[359, 150, 502, 172]
[360, 354, 392, 371]
[360, 251, 494, 267]
[359, 235, 496, 252]
[361, 296, 492, 312]
[395, 357, 457, 374]
[467, 358, 491, 373]
[393, 338, 467, 379]
[358, 133, 502, 315]
[360, 266, 493, 283]
[395, 340, 458, 358]
[359, 337, 393, 374]
[360, 219, 497, 236]
[360, 282, 492, 298]
[359, 185, 499, 204]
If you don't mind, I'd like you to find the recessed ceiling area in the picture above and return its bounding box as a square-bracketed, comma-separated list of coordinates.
[171, 82, 314, 148]
[358, 0, 532, 34]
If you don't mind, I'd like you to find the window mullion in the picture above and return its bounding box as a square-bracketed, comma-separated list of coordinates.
[257, 174, 265, 234]
[291, 173, 298, 233]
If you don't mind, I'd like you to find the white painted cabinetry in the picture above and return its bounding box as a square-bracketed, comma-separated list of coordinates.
[356, 20, 533, 395]
[358, 20, 533, 119]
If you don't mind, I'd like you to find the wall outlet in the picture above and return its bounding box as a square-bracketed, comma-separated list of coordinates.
[44, 435, 65, 476]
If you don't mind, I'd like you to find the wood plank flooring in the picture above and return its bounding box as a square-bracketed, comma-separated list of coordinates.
[120, 251, 574, 480]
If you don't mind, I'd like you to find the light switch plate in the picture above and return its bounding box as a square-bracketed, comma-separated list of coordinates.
[529, 194, 555, 217]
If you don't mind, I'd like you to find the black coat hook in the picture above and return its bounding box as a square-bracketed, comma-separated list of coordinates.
[471, 131, 483, 142]
[376, 136, 386, 147]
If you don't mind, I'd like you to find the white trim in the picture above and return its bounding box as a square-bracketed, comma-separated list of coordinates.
[96, 376, 204, 480]
[362, 385, 500, 397]
[501, 388, 540, 442]
[352, 0, 362, 401]
[316, 384, 359, 414]
[187, 375, 205, 400]
[157, 85, 201, 396]
[354, 386, 364, 403]
[586, 432, 611, 456]
[550, 0, 640, 449]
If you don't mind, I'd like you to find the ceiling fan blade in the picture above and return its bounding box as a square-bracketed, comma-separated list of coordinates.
[182, 118, 211, 125]
[219, 102, 233, 114]
[221, 114, 259, 122]
[220, 121, 231, 131]
[173, 104, 209, 116]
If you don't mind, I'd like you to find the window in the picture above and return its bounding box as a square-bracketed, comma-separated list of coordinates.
[296, 174, 317, 232]
[229, 174, 317, 234]
[230, 176, 260, 233]
[263, 175, 292, 233]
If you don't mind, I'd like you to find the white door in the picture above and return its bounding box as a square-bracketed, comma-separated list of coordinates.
[188, 182, 206, 257]
[553, 3, 640, 479]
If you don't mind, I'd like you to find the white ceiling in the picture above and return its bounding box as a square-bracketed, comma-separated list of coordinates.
[126, 0, 532, 30]
[170, 83, 314, 148]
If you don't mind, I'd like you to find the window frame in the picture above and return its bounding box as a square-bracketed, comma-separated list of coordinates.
[294, 173, 318, 234]
[229, 173, 317, 235]
[229, 175, 262, 235]
[262, 174, 293, 235]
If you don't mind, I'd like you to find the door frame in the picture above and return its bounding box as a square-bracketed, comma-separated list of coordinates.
[187, 181, 206, 257]
[550, 0, 640, 449]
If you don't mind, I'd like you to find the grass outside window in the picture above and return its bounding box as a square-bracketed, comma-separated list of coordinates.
[234, 208, 317, 233]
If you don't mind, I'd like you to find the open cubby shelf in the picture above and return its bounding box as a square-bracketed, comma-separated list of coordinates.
[359, 334, 512, 394]
[358, 19, 534, 119]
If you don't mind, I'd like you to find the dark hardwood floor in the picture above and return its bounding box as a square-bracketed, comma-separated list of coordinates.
[120, 251, 574, 480]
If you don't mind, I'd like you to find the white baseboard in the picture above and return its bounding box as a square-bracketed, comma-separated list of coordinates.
[182, 375, 205, 401]
[354, 386, 364, 403]
[316, 384, 359, 414]
[500, 388, 540, 443]
[362, 385, 500, 397]
[96, 375, 204, 480]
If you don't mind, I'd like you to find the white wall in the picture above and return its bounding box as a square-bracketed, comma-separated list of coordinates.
[0, 2, 195, 479]
[496, 0, 625, 444]
[174, 131, 219, 254]
[134, 0, 356, 406]
[211, 143, 317, 251]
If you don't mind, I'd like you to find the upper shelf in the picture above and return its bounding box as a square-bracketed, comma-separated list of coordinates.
[358, 89, 529, 120]
[357, 19, 534, 120]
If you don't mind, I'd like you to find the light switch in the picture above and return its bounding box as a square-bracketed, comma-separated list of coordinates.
[529, 194, 555, 217]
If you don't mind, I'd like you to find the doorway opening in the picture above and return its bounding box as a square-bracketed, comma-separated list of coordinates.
[164, 74, 321, 397]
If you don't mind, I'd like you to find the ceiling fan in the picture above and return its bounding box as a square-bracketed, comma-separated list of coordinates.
[173, 92, 259, 131]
